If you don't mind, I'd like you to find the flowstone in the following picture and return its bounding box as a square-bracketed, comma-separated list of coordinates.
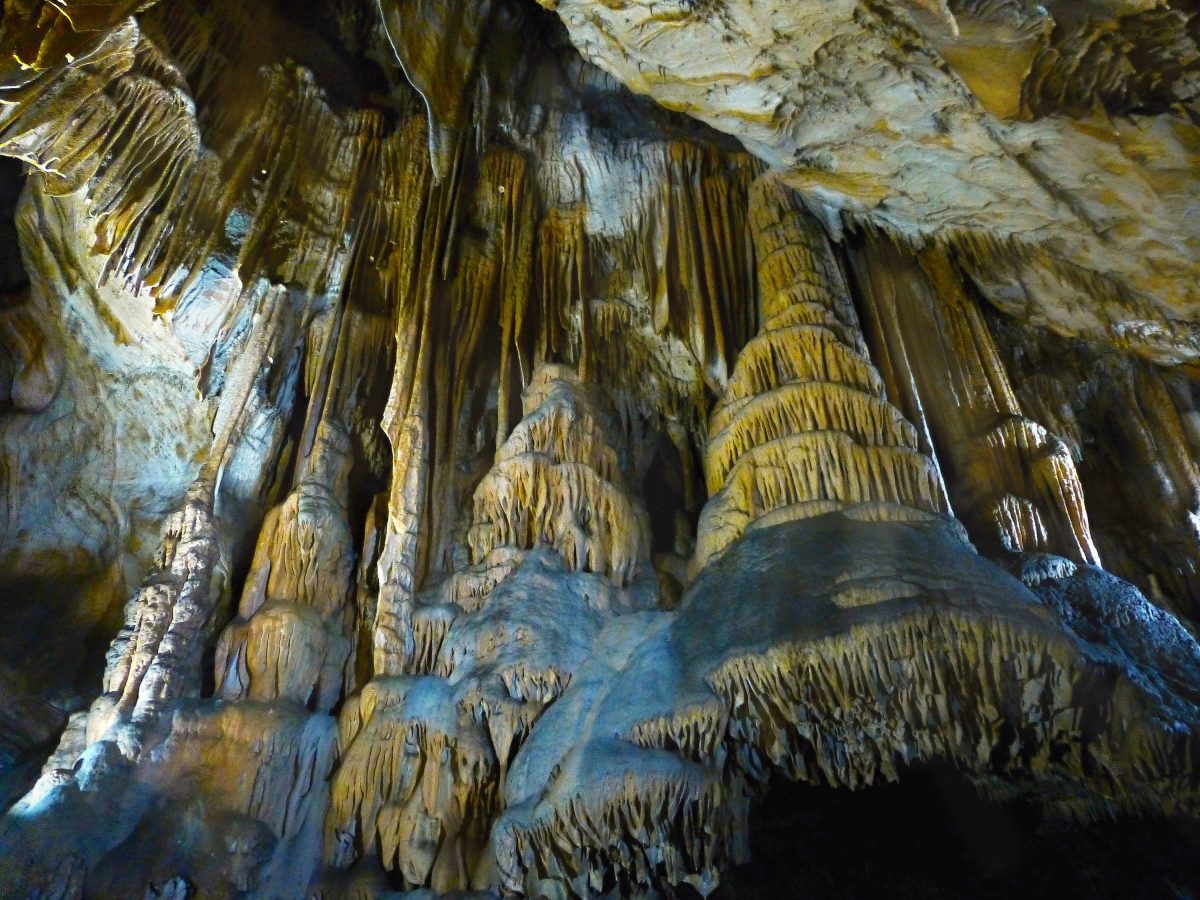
[0, 0, 1199, 896]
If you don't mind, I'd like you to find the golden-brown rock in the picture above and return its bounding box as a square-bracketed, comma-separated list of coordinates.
[0, 0, 1198, 897]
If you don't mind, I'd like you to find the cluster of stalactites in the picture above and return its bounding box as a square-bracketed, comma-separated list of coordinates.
[913, 244, 1101, 566]
[494, 759, 735, 899]
[847, 236, 1101, 566]
[0, 0, 393, 303]
[975, 415, 1099, 563]
[469, 364, 650, 586]
[525, 142, 761, 476]
[694, 177, 947, 570]
[326, 676, 499, 891]
[653, 609, 1092, 792]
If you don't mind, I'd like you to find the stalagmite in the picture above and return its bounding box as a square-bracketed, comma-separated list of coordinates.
[695, 175, 947, 570]
[214, 421, 357, 711]
[101, 279, 303, 727]
[327, 364, 653, 892]
[470, 367, 649, 585]
[0, 0, 1199, 896]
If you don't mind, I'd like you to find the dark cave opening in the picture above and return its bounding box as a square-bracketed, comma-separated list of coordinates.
[710, 766, 1200, 900]
[644, 432, 691, 557]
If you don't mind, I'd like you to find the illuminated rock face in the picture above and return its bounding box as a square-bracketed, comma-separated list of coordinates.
[0, 0, 1199, 897]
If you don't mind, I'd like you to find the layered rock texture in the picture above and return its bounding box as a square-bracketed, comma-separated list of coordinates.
[0, 0, 1199, 897]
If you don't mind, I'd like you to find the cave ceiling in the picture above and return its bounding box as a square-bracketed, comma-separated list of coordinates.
[0, 0, 1199, 897]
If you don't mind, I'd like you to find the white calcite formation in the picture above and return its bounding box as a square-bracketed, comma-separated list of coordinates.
[0, 0, 1197, 897]
[540, 0, 1200, 367]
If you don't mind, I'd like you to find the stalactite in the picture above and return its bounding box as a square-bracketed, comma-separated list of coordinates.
[369, 117, 441, 678]
[651, 142, 760, 390]
[1, 2, 389, 301]
[535, 203, 589, 376]
[528, 142, 759, 475]
[369, 138, 537, 683]
[847, 233, 1101, 564]
[427, 148, 532, 580]
[515, 155, 879, 578]
[493, 152, 535, 451]
[3, 1, 1200, 897]
[376, 0, 498, 181]
[1021, 4, 1200, 118]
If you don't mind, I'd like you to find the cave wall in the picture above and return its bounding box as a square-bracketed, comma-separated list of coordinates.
[0, 0, 1198, 897]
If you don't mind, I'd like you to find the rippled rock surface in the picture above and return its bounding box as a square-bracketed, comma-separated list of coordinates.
[1, 0, 1199, 896]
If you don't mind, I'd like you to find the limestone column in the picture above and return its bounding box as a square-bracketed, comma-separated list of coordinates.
[694, 175, 948, 572]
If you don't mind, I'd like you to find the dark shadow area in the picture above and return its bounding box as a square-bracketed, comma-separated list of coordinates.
[0, 573, 107, 705]
[711, 765, 1200, 899]
[0, 156, 26, 296]
[644, 432, 690, 556]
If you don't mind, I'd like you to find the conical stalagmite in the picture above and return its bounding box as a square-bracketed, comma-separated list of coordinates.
[695, 175, 947, 571]
[469, 365, 650, 586]
[327, 363, 653, 892]
[2, 0, 1200, 897]
[215, 421, 357, 710]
